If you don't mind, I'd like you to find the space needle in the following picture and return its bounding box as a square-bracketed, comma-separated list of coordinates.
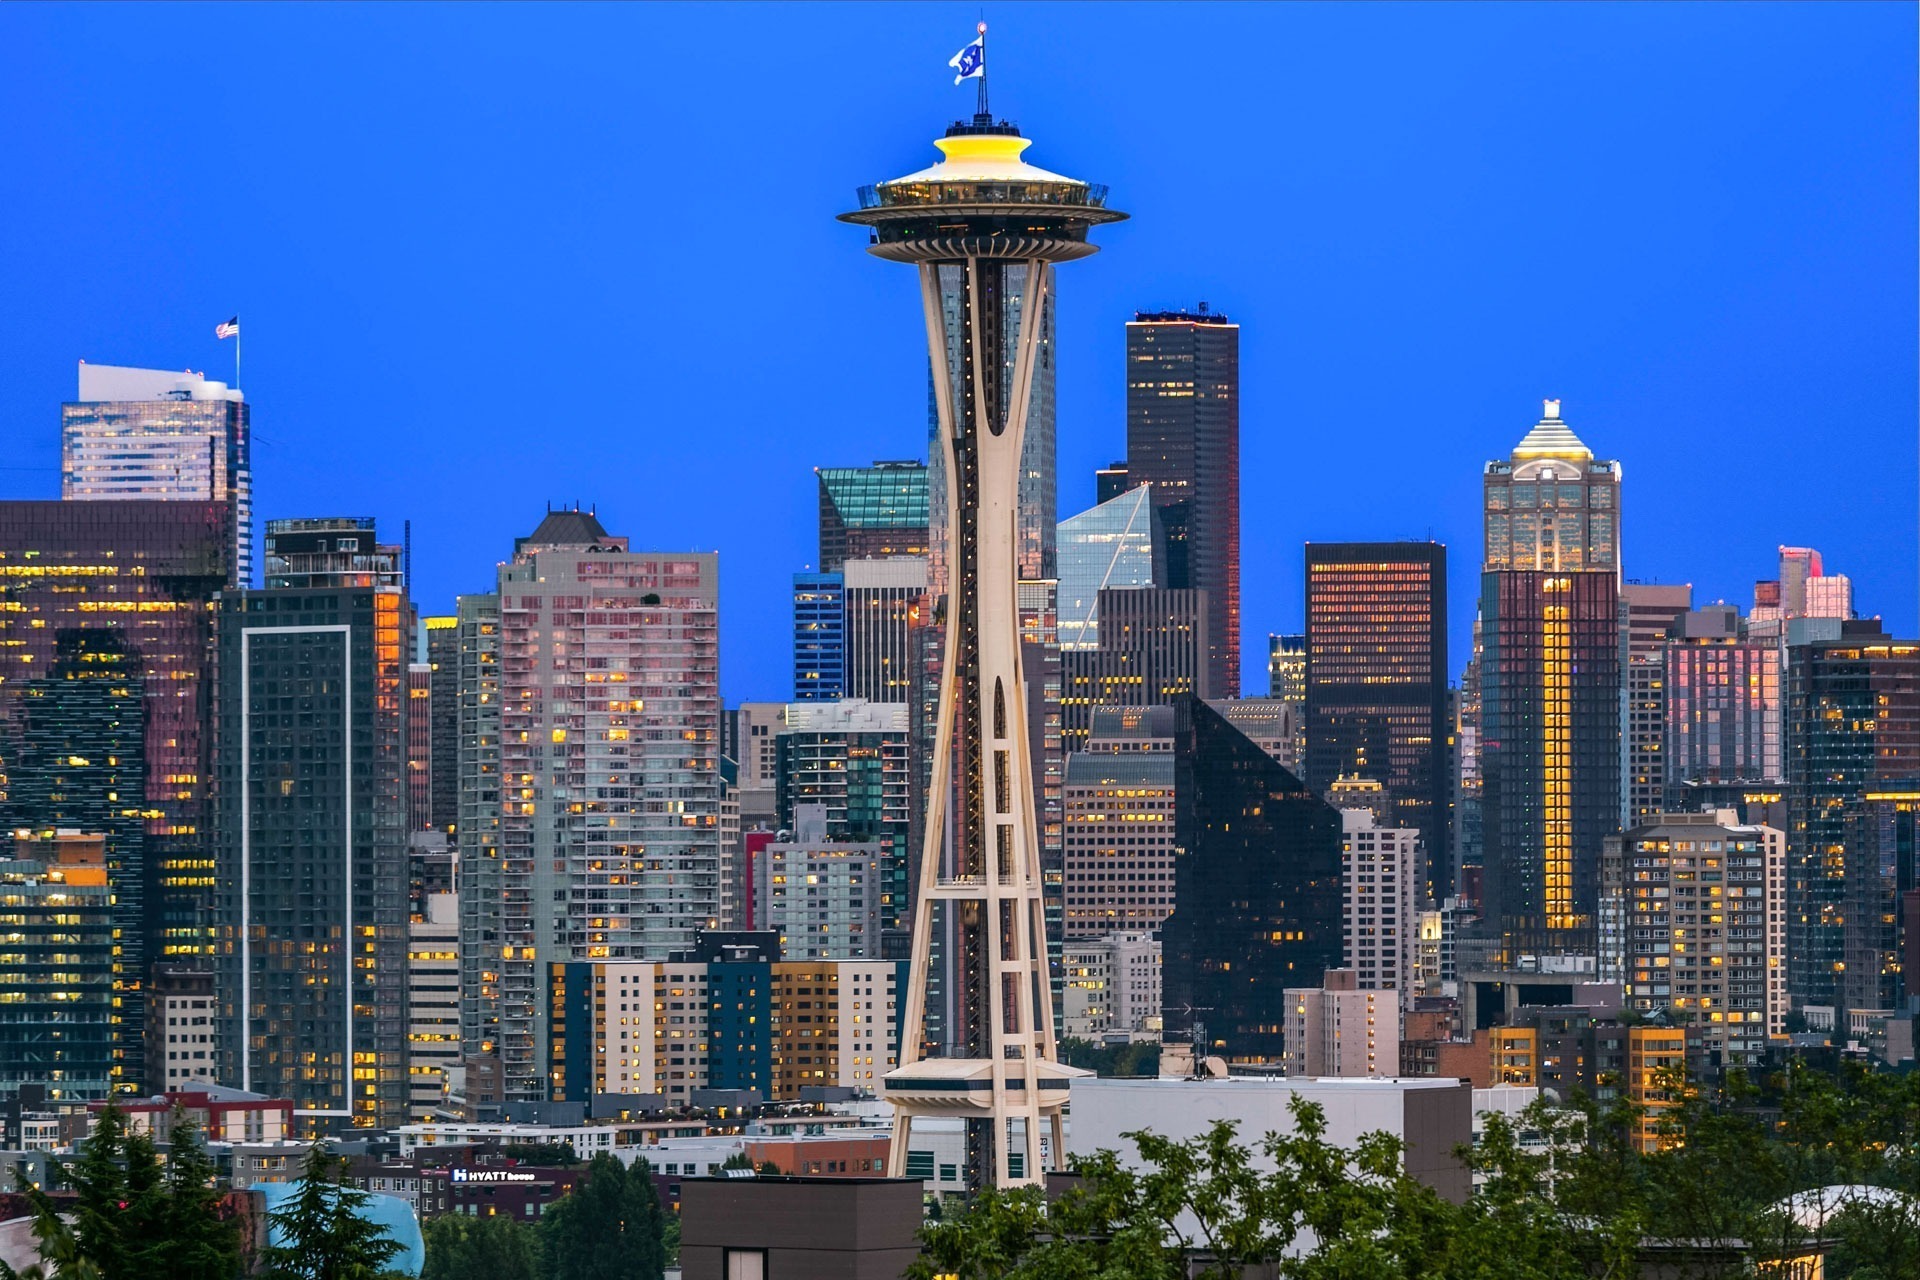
[840, 27, 1126, 1189]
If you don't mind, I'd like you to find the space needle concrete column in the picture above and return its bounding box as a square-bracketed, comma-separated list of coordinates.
[842, 114, 1124, 1189]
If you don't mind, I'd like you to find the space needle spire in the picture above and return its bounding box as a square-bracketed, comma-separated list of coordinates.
[841, 51, 1126, 1190]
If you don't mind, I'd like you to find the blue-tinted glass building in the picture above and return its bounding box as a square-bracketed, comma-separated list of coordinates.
[792, 573, 845, 701]
[816, 462, 929, 573]
[1056, 487, 1163, 652]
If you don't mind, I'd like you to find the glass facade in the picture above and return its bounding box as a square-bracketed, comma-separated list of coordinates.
[213, 581, 411, 1129]
[1056, 487, 1162, 652]
[1303, 542, 1449, 899]
[817, 462, 930, 572]
[1665, 617, 1782, 796]
[0, 631, 146, 1090]
[1841, 782, 1920, 1015]
[1125, 311, 1241, 696]
[0, 833, 118, 1099]
[775, 704, 914, 946]
[1161, 697, 1342, 1062]
[454, 594, 503, 1065]
[0, 499, 231, 1089]
[1480, 570, 1621, 957]
[1784, 629, 1920, 1008]
[63, 368, 252, 585]
[792, 572, 846, 701]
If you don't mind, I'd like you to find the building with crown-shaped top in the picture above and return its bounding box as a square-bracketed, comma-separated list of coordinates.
[1479, 401, 1622, 959]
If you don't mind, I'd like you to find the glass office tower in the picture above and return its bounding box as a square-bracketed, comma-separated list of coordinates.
[63, 363, 253, 585]
[817, 461, 931, 572]
[1161, 696, 1342, 1061]
[1479, 402, 1622, 958]
[1056, 486, 1164, 652]
[1303, 541, 1448, 899]
[1125, 308, 1241, 696]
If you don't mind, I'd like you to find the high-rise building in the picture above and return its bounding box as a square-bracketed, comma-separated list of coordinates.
[841, 104, 1123, 1187]
[1093, 461, 1132, 505]
[147, 966, 217, 1092]
[1664, 605, 1782, 798]
[212, 521, 411, 1130]
[1784, 625, 1920, 1008]
[1841, 781, 1920, 1016]
[0, 833, 117, 1100]
[1620, 583, 1692, 828]
[62, 363, 253, 584]
[842, 558, 927, 703]
[792, 572, 846, 702]
[0, 499, 231, 1080]
[1303, 542, 1448, 896]
[1269, 633, 1307, 766]
[1059, 587, 1209, 752]
[407, 662, 434, 830]
[1207, 698, 1298, 770]
[1125, 307, 1240, 696]
[423, 616, 460, 836]
[0, 631, 147, 1088]
[1600, 813, 1786, 1063]
[1281, 969, 1399, 1078]
[817, 462, 931, 573]
[1778, 547, 1823, 618]
[408, 892, 461, 1120]
[260, 515, 400, 589]
[755, 806, 883, 961]
[453, 594, 503, 1074]
[1056, 486, 1163, 652]
[1336, 806, 1419, 997]
[774, 700, 913, 944]
[1161, 697, 1343, 1062]
[1062, 741, 1176, 939]
[1479, 401, 1622, 958]
[490, 511, 722, 1100]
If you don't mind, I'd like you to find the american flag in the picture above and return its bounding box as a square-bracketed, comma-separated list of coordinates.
[215, 317, 240, 340]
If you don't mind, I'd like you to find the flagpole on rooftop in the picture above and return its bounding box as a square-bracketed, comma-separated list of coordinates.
[976, 21, 989, 118]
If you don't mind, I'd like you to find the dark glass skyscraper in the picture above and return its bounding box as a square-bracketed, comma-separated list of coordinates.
[1303, 541, 1448, 898]
[1161, 697, 1342, 1062]
[816, 461, 930, 573]
[1479, 402, 1622, 958]
[213, 520, 411, 1130]
[0, 631, 147, 1089]
[1783, 624, 1920, 1009]
[0, 499, 230, 1087]
[1125, 307, 1240, 696]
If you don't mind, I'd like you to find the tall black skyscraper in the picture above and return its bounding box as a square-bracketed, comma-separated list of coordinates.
[1161, 697, 1342, 1062]
[1783, 623, 1920, 1009]
[1479, 402, 1622, 958]
[213, 517, 411, 1130]
[1125, 307, 1240, 696]
[1303, 541, 1449, 898]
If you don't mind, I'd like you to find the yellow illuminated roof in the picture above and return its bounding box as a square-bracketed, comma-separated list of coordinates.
[1512, 398, 1594, 461]
[886, 132, 1083, 187]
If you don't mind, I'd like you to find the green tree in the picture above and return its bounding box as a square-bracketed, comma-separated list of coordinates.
[258, 1142, 405, 1280]
[161, 1110, 246, 1280]
[501, 1142, 581, 1167]
[422, 1212, 539, 1280]
[67, 1100, 132, 1279]
[539, 1153, 666, 1280]
[0, 1176, 103, 1280]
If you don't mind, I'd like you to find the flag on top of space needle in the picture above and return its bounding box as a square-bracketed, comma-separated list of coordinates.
[949, 31, 984, 84]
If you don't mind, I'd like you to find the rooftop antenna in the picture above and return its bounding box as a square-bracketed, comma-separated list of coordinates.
[975, 21, 990, 121]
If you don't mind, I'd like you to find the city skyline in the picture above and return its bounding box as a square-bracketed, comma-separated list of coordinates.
[2, 4, 1913, 704]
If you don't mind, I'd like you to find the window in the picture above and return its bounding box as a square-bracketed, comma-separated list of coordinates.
[725, 1250, 766, 1280]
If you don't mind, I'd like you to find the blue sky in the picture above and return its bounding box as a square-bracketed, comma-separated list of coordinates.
[2, 3, 1913, 700]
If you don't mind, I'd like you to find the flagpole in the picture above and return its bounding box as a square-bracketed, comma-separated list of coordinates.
[976, 21, 989, 118]
[235, 327, 241, 393]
